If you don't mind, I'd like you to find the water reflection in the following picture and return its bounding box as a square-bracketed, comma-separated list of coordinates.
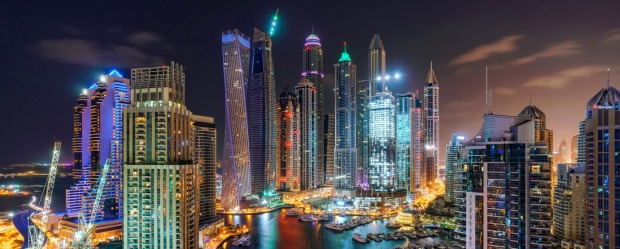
[219, 209, 434, 249]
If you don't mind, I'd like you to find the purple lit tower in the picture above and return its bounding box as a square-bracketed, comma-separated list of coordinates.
[221, 29, 252, 210]
[66, 70, 130, 220]
[302, 32, 325, 186]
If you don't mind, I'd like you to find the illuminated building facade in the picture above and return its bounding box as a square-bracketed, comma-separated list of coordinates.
[423, 62, 439, 187]
[277, 89, 300, 191]
[248, 28, 277, 195]
[396, 93, 413, 191]
[410, 94, 423, 194]
[553, 163, 586, 245]
[571, 135, 578, 163]
[302, 32, 325, 187]
[583, 86, 620, 248]
[454, 112, 553, 248]
[123, 62, 199, 249]
[368, 91, 397, 192]
[192, 115, 217, 227]
[323, 113, 335, 185]
[296, 79, 318, 190]
[558, 138, 568, 163]
[66, 70, 129, 221]
[445, 133, 464, 203]
[334, 44, 357, 189]
[220, 29, 252, 210]
[356, 80, 370, 188]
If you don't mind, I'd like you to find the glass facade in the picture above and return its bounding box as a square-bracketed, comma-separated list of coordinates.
[296, 79, 318, 190]
[221, 30, 252, 210]
[396, 94, 413, 191]
[334, 47, 357, 189]
[368, 92, 396, 192]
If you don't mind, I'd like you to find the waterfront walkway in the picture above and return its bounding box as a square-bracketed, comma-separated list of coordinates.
[204, 228, 248, 249]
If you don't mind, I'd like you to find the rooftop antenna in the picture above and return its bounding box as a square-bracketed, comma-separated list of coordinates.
[268, 8, 279, 37]
[485, 66, 493, 114]
[608, 68, 611, 89]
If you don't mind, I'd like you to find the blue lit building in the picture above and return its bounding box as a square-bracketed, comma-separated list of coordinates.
[445, 133, 464, 203]
[368, 91, 397, 192]
[334, 43, 357, 189]
[66, 70, 130, 221]
[220, 29, 252, 210]
[396, 93, 413, 192]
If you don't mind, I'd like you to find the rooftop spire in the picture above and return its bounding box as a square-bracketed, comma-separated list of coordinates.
[369, 33, 384, 50]
[426, 61, 438, 84]
[608, 68, 611, 89]
[338, 41, 351, 62]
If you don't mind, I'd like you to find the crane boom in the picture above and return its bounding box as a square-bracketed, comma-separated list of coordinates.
[72, 158, 111, 249]
[27, 140, 61, 249]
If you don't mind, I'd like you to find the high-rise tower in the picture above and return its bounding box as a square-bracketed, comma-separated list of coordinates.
[302, 32, 325, 187]
[323, 113, 335, 186]
[334, 43, 357, 189]
[410, 93, 424, 194]
[423, 62, 439, 187]
[123, 62, 199, 249]
[296, 79, 318, 190]
[453, 111, 553, 248]
[192, 115, 217, 227]
[445, 133, 464, 203]
[356, 80, 370, 188]
[66, 70, 130, 221]
[220, 29, 252, 210]
[368, 34, 386, 95]
[583, 85, 620, 248]
[277, 89, 300, 191]
[248, 28, 277, 195]
[368, 91, 397, 191]
[396, 93, 413, 192]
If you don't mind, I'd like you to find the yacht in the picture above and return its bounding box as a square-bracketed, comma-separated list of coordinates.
[353, 233, 368, 244]
[232, 233, 251, 247]
[317, 213, 334, 221]
[299, 214, 317, 222]
[325, 223, 344, 231]
[386, 221, 403, 228]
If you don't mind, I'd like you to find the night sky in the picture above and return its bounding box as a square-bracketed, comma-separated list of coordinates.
[1, 1, 620, 165]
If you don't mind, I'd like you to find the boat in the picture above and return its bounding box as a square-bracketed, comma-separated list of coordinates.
[386, 221, 403, 229]
[325, 223, 344, 231]
[299, 215, 317, 222]
[232, 233, 251, 247]
[317, 214, 333, 221]
[353, 233, 368, 244]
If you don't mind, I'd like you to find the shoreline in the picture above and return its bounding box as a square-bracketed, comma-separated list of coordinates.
[216, 204, 295, 215]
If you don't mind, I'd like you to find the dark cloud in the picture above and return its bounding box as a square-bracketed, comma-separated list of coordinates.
[127, 31, 163, 45]
[522, 65, 605, 89]
[29, 38, 164, 67]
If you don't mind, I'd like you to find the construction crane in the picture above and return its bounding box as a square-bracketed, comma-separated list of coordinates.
[27, 140, 61, 249]
[71, 158, 111, 249]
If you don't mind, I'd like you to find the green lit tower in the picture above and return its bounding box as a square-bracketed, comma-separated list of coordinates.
[334, 42, 357, 189]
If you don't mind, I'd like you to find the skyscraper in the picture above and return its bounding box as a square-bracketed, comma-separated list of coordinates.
[356, 80, 370, 189]
[66, 70, 129, 221]
[123, 62, 199, 249]
[334, 43, 357, 189]
[553, 163, 586, 246]
[221, 29, 252, 210]
[368, 34, 386, 95]
[302, 32, 325, 187]
[323, 113, 335, 186]
[445, 133, 464, 203]
[410, 93, 424, 194]
[583, 85, 620, 248]
[368, 91, 397, 192]
[453, 111, 553, 248]
[571, 135, 578, 164]
[296, 78, 318, 190]
[192, 115, 217, 227]
[396, 93, 413, 192]
[277, 89, 300, 191]
[423, 62, 439, 187]
[558, 138, 568, 164]
[248, 28, 277, 195]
